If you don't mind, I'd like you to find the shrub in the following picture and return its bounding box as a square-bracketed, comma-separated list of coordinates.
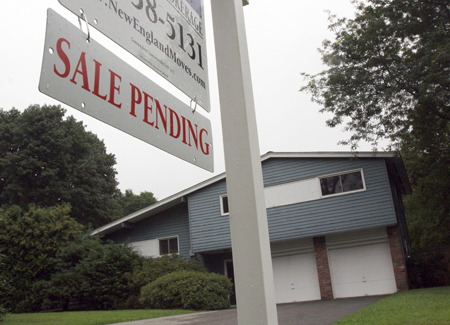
[132, 253, 206, 289]
[140, 270, 233, 310]
[43, 234, 143, 311]
[0, 305, 7, 321]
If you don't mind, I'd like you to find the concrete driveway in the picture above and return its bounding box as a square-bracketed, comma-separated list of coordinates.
[110, 295, 387, 325]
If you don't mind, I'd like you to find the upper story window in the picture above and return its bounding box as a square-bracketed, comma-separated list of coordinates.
[320, 170, 365, 197]
[159, 236, 179, 255]
[220, 195, 229, 215]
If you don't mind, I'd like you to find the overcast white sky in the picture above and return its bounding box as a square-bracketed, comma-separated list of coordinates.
[0, 0, 364, 200]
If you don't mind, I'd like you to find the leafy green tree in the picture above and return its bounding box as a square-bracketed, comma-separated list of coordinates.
[401, 120, 450, 249]
[0, 205, 83, 312]
[301, 0, 450, 248]
[118, 190, 157, 217]
[301, 0, 450, 149]
[0, 105, 121, 227]
[43, 234, 142, 311]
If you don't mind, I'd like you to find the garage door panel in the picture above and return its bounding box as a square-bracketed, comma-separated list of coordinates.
[328, 242, 397, 298]
[272, 253, 320, 303]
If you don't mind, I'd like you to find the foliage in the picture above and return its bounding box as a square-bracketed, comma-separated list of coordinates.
[42, 234, 143, 311]
[301, 0, 450, 149]
[333, 287, 450, 324]
[300, 0, 450, 248]
[410, 247, 450, 288]
[117, 190, 157, 217]
[123, 254, 206, 309]
[132, 254, 206, 289]
[0, 309, 197, 325]
[0, 105, 121, 227]
[0, 306, 6, 322]
[0, 254, 8, 321]
[140, 270, 233, 310]
[0, 205, 83, 313]
[402, 124, 450, 249]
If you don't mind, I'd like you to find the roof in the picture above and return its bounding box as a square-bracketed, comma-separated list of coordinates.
[92, 151, 411, 236]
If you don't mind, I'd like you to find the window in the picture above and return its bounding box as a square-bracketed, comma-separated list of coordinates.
[220, 195, 229, 215]
[320, 170, 365, 197]
[159, 237, 179, 255]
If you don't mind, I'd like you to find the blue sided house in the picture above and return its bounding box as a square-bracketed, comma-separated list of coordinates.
[93, 152, 412, 304]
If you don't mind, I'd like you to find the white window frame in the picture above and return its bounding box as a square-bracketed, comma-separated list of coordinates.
[319, 169, 366, 198]
[158, 235, 179, 255]
[220, 194, 229, 216]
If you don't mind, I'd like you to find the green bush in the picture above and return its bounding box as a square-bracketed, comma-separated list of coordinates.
[132, 254, 206, 289]
[0, 305, 7, 321]
[140, 270, 233, 310]
[43, 234, 143, 311]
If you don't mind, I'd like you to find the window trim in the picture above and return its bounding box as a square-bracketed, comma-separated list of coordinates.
[319, 168, 366, 198]
[158, 236, 179, 255]
[220, 194, 229, 216]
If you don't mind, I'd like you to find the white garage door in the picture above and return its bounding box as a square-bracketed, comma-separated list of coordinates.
[272, 252, 321, 303]
[328, 241, 397, 298]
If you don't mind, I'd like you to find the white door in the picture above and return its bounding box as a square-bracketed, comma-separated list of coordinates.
[272, 253, 321, 303]
[328, 242, 397, 298]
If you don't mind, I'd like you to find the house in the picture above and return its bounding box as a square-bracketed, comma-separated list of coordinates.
[93, 151, 412, 304]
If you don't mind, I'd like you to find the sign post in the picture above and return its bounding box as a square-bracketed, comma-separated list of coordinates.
[210, 0, 279, 324]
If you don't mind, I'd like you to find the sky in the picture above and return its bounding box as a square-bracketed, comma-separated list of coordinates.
[0, 0, 364, 200]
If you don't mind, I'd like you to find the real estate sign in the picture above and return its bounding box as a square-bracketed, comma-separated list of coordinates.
[39, 9, 213, 172]
[58, 0, 210, 112]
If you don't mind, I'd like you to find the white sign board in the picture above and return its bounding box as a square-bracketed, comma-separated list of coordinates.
[58, 0, 210, 112]
[39, 9, 213, 172]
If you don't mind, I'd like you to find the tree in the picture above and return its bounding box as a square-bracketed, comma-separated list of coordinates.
[118, 189, 157, 217]
[0, 205, 83, 312]
[301, 0, 450, 248]
[301, 0, 450, 148]
[0, 105, 121, 227]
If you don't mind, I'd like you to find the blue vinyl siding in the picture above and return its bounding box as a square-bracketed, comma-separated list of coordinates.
[104, 204, 191, 258]
[189, 158, 396, 253]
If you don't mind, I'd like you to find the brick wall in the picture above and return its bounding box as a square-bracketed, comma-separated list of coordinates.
[387, 225, 409, 291]
[313, 236, 333, 300]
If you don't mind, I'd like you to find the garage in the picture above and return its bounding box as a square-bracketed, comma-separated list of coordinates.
[326, 228, 397, 298]
[271, 238, 321, 304]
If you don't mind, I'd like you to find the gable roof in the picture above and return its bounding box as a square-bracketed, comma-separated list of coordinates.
[92, 151, 411, 236]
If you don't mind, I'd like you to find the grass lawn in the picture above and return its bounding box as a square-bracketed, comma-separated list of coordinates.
[333, 286, 450, 325]
[1, 309, 199, 325]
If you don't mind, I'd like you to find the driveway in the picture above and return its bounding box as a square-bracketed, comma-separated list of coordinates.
[110, 295, 387, 325]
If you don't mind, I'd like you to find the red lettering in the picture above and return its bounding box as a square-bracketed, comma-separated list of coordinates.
[130, 83, 141, 117]
[199, 129, 210, 155]
[108, 70, 122, 108]
[70, 52, 90, 91]
[155, 104, 167, 132]
[54, 38, 71, 78]
[92, 60, 107, 100]
[182, 116, 188, 144]
[143, 92, 154, 126]
[168, 108, 181, 139]
[182, 118, 198, 148]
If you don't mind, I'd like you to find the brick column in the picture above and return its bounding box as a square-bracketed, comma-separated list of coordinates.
[387, 225, 409, 291]
[313, 236, 333, 300]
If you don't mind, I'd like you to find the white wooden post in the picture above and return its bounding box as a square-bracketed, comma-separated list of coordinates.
[210, 0, 279, 324]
